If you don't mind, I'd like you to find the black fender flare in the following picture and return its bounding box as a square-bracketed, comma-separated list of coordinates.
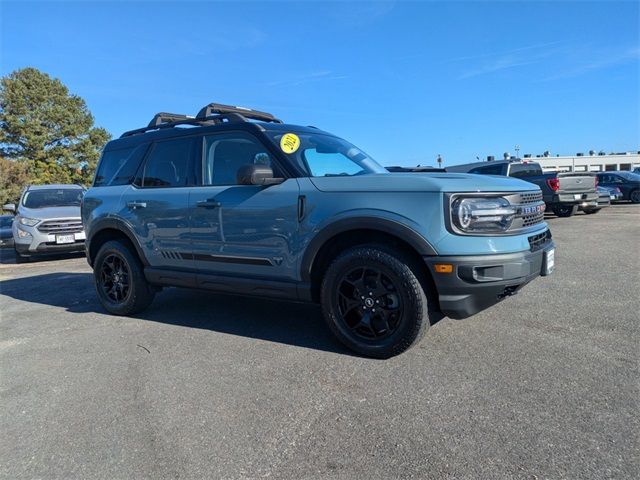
[86, 217, 150, 267]
[300, 216, 437, 282]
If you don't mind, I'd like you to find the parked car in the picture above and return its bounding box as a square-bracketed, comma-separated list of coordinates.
[0, 215, 14, 248]
[446, 160, 598, 217]
[579, 186, 617, 214]
[596, 171, 640, 203]
[6, 184, 86, 262]
[82, 103, 555, 358]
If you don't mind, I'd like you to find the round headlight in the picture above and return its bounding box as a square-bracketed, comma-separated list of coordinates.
[451, 197, 516, 233]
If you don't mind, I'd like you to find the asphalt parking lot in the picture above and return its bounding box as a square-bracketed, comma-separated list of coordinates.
[1, 204, 638, 479]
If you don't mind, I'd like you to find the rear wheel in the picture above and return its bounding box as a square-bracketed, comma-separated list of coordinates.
[320, 245, 433, 358]
[94, 240, 155, 315]
[553, 204, 578, 217]
[630, 189, 640, 204]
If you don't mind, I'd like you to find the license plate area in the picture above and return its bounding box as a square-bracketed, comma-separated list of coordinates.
[56, 234, 75, 244]
[542, 248, 555, 276]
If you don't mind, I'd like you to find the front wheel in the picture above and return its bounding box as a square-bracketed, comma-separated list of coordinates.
[630, 189, 640, 204]
[552, 204, 578, 217]
[94, 240, 155, 315]
[320, 246, 433, 358]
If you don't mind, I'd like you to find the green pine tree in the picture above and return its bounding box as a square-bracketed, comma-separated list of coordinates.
[0, 67, 110, 199]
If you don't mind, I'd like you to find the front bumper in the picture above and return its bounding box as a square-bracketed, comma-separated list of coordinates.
[424, 240, 555, 319]
[14, 222, 86, 255]
[15, 241, 85, 256]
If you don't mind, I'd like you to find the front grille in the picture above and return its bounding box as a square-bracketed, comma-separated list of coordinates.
[519, 191, 543, 204]
[37, 219, 84, 234]
[522, 211, 545, 227]
[528, 230, 552, 252]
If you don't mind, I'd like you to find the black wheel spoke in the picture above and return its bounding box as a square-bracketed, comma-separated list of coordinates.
[100, 253, 131, 305]
[336, 265, 403, 340]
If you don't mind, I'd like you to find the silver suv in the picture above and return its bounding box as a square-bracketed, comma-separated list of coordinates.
[9, 184, 86, 262]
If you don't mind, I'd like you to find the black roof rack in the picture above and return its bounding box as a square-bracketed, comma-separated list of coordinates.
[147, 112, 194, 127]
[196, 103, 282, 123]
[120, 102, 282, 138]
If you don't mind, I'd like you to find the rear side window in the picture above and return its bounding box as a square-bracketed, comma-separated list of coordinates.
[509, 163, 543, 178]
[94, 146, 145, 187]
[469, 164, 505, 175]
[141, 137, 196, 188]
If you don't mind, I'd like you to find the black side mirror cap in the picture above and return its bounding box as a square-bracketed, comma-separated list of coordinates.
[236, 165, 284, 186]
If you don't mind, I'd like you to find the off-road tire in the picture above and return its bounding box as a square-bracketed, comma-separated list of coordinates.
[94, 240, 155, 315]
[320, 245, 433, 359]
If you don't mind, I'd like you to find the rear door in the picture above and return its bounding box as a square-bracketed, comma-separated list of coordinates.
[189, 131, 300, 282]
[120, 136, 198, 272]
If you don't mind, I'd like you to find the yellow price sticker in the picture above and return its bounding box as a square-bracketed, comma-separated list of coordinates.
[280, 133, 300, 154]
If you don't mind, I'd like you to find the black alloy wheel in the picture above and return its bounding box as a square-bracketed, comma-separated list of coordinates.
[100, 253, 130, 304]
[337, 266, 403, 341]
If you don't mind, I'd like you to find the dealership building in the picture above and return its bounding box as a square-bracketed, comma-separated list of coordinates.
[521, 152, 640, 173]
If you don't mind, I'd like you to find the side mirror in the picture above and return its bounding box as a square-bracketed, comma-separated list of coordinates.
[237, 165, 284, 186]
[2, 203, 15, 213]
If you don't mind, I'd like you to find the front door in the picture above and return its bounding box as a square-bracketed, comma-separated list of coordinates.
[189, 131, 300, 281]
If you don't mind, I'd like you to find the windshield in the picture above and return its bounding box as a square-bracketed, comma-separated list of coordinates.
[0, 216, 13, 227]
[267, 131, 388, 177]
[22, 189, 83, 209]
[616, 171, 640, 181]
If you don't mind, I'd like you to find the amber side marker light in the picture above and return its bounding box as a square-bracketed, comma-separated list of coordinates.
[434, 264, 453, 273]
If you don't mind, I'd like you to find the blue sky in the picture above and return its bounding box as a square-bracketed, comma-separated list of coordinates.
[2, 0, 638, 167]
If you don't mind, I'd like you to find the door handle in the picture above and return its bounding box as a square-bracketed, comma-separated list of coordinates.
[196, 200, 221, 209]
[127, 201, 147, 209]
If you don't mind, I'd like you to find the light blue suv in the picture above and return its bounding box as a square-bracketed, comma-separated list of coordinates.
[82, 103, 555, 358]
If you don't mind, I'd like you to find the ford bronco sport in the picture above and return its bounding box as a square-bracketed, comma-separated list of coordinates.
[82, 103, 555, 358]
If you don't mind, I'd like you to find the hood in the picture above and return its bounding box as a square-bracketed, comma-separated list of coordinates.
[17, 205, 81, 220]
[309, 172, 539, 193]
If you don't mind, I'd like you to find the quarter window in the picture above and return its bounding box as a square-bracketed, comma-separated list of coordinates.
[203, 133, 276, 186]
[95, 147, 136, 186]
[141, 138, 195, 187]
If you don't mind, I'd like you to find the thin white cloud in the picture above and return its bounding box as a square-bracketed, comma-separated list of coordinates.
[542, 46, 640, 81]
[456, 42, 561, 79]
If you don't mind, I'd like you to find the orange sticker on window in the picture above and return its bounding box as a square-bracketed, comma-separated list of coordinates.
[280, 133, 300, 154]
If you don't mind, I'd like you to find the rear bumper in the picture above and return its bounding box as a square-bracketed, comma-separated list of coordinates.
[424, 240, 555, 319]
[552, 192, 598, 204]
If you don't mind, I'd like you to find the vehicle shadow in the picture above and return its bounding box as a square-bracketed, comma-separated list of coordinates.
[0, 272, 354, 356]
